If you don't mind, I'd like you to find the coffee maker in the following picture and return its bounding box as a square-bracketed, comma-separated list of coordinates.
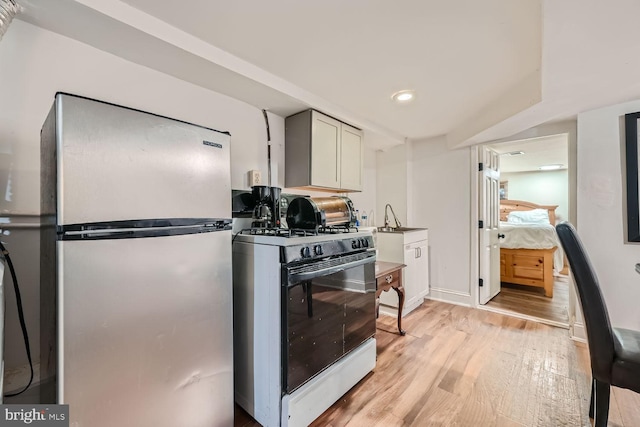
[251, 185, 281, 228]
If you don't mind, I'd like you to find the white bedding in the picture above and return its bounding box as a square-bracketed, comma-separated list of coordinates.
[499, 221, 565, 273]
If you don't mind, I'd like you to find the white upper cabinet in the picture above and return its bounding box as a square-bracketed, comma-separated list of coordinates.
[285, 110, 363, 192]
[339, 124, 363, 191]
[310, 113, 341, 189]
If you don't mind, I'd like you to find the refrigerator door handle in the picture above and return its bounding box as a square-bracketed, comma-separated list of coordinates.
[59, 219, 232, 241]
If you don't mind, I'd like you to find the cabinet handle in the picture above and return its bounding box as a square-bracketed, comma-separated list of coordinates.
[415, 247, 421, 258]
[385, 274, 393, 284]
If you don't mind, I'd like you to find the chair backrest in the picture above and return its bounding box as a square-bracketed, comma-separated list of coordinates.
[556, 222, 614, 381]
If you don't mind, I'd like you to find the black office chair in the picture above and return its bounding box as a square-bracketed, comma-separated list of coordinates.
[556, 222, 640, 427]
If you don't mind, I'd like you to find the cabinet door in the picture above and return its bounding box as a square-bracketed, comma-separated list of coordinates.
[311, 112, 341, 189]
[404, 240, 429, 306]
[340, 125, 363, 191]
[403, 245, 418, 305]
[414, 241, 429, 298]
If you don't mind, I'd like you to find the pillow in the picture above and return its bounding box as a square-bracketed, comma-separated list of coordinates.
[507, 209, 550, 224]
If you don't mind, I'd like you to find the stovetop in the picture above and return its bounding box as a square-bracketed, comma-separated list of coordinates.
[233, 226, 374, 248]
[239, 225, 360, 237]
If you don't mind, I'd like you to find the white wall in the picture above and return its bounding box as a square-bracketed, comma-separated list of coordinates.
[375, 137, 472, 305]
[347, 147, 377, 226]
[0, 20, 376, 380]
[410, 136, 472, 304]
[376, 144, 408, 228]
[501, 170, 569, 222]
[577, 100, 640, 330]
[0, 21, 287, 203]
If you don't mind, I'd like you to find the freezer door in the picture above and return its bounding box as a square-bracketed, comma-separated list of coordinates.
[54, 94, 231, 225]
[57, 231, 233, 427]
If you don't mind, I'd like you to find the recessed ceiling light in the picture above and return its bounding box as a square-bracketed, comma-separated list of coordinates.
[501, 151, 525, 156]
[392, 90, 415, 102]
[539, 164, 563, 171]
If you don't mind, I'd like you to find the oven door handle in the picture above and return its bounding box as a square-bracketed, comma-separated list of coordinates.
[286, 255, 375, 284]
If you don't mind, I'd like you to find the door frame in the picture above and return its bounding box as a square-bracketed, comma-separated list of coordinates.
[468, 121, 581, 337]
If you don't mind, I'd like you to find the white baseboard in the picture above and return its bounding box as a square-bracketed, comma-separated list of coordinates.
[378, 305, 398, 318]
[379, 296, 424, 318]
[570, 321, 587, 343]
[426, 287, 472, 307]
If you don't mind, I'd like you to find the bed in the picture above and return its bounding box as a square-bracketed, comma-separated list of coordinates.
[499, 200, 562, 297]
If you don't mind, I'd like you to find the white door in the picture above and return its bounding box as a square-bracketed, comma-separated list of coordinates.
[478, 146, 501, 304]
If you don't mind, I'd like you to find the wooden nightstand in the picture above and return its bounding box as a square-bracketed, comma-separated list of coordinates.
[375, 261, 406, 336]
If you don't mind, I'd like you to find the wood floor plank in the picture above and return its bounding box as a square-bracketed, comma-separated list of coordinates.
[448, 381, 500, 426]
[532, 371, 581, 426]
[613, 387, 640, 427]
[407, 386, 461, 426]
[608, 386, 625, 427]
[385, 330, 468, 421]
[475, 349, 519, 414]
[495, 415, 527, 427]
[487, 275, 570, 324]
[497, 324, 542, 426]
[345, 409, 406, 427]
[572, 341, 593, 426]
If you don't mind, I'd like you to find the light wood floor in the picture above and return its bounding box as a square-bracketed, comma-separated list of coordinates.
[235, 300, 640, 427]
[486, 275, 570, 325]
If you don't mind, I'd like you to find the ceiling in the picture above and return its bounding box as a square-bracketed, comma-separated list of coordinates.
[490, 134, 568, 173]
[118, 0, 541, 143]
[14, 0, 640, 151]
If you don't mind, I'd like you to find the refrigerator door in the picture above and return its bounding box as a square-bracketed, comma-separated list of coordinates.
[58, 231, 233, 427]
[54, 94, 231, 225]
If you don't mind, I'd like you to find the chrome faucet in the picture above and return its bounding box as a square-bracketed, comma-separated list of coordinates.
[384, 204, 402, 229]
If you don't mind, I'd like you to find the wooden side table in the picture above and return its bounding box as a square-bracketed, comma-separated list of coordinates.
[375, 261, 406, 336]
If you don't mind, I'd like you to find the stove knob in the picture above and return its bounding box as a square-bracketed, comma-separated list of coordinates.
[314, 245, 323, 256]
[362, 238, 369, 248]
[301, 246, 311, 258]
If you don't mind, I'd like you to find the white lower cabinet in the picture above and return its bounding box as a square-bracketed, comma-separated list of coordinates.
[377, 229, 429, 317]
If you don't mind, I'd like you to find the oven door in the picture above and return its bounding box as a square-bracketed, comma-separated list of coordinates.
[282, 250, 376, 394]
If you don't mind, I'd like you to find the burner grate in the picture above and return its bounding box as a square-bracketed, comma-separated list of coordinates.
[238, 225, 359, 238]
[317, 225, 359, 234]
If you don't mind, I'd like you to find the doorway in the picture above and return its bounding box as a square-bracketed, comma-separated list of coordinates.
[477, 133, 570, 327]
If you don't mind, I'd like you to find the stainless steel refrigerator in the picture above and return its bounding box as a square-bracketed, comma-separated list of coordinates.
[39, 93, 233, 426]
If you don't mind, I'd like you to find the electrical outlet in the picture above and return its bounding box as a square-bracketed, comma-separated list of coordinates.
[248, 170, 261, 186]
